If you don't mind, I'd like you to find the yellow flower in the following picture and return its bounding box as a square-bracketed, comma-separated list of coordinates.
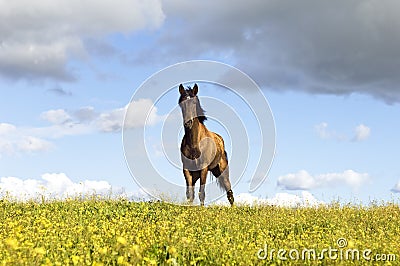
[144, 257, 157, 265]
[117, 256, 124, 264]
[347, 240, 355, 249]
[117, 236, 127, 246]
[130, 244, 140, 255]
[181, 237, 191, 245]
[34, 247, 46, 255]
[43, 258, 52, 266]
[166, 258, 177, 264]
[98, 247, 108, 255]
[169, 246, 177, 255]
[71, 255, 80, 265]
[5, 238, 18, 249]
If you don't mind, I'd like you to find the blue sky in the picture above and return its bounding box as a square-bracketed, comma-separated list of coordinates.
[1, 0, 400, 205]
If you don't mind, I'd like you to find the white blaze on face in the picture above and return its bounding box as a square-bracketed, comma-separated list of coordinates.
[180, 97, 198, 125]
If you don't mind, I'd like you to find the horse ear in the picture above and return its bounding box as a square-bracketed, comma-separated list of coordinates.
[179, 84, 185, 95]
[193, 83, 198, 95]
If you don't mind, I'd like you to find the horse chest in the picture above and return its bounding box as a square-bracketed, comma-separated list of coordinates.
[180, 143, 221, 171]
[181, 144, 201, 160]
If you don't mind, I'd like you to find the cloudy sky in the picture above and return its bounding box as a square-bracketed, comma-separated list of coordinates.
[1, 0, 399, 204]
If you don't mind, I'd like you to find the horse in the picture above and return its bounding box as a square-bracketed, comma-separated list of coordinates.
[178, 83, 234, 206]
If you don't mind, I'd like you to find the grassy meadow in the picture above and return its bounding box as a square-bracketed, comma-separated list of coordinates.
[0, 199, 399, 265]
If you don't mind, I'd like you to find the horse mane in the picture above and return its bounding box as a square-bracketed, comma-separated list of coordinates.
[197, 105, 207, 124]
[194, 93, 207, 124]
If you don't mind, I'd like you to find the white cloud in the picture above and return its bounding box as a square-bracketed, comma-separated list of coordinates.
[314, 122, 346, 141]
[16, 136, 53, 152]
[353, 124, 371, 141]
[0, 173, 113, 201]
[278, 170, 370, 190]
[214, 191, 324, 207]
[315, 122, 371, 142]
[41, 109, 72, 124]
[0, 123, 16, 135]
[0, 99, 164, 158]
[314, 122, 330, 139]
[266, 191, 324, 207]
[0, 172, 328, 206]
[0, 0, 165, 81]
[391, 180, 400, 193]
[0, 123, 53, 157]
[95, 108, 126, 133]
[42, 99, 163, 134]
[276, 170, 316, 190]
[123, 99, 163, 129]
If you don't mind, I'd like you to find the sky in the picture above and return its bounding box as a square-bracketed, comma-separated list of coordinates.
[1, 0, 400, 205]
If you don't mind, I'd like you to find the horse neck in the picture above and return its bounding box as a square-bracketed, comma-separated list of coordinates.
[185, 118, 204, 147]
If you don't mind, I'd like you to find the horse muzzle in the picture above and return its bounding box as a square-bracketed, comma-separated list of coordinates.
[184, 119, 193, 129]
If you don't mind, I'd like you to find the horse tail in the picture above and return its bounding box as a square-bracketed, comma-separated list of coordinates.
[217, 174, 226, 191]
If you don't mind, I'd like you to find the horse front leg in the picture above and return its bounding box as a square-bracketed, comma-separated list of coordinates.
[198, 168, 208, 206]
[183, 169, 194, 203]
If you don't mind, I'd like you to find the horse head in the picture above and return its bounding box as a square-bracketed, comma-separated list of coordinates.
[178, 83, 205, 129]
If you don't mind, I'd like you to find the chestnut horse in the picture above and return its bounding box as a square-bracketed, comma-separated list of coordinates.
[179, 84, 234, 206]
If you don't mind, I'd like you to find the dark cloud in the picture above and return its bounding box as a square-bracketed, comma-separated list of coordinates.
[47, 87, 73, 97]
[0, 0, 165, 82]
[0, 54, 77, 82]
[137, 0, 400, 103]
[3, 1, 400, 103]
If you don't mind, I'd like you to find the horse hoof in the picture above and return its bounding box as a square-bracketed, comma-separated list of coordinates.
[187, 200, 194, 205]
[227, 189, 234, 206]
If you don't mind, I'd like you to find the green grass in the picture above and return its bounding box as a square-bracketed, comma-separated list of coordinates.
[0, 199, 399, 265]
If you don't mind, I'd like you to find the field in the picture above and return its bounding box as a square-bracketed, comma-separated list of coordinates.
[0, 199, 399, 265]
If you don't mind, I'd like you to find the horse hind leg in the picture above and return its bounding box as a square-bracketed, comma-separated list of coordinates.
[213, 166, 234, 206]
